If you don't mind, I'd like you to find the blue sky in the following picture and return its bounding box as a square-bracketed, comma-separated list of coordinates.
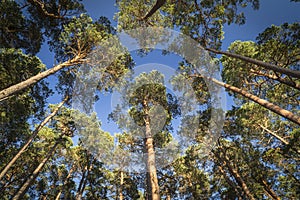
[39, 1, 300, 134]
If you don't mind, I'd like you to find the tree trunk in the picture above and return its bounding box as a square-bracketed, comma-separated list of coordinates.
[134, 1, 300, 80]
[250, 69, 300, 91]
[166, 194, 171, 200]
[205, 76, 300, 125]
[143, 100, 160, 200]
[205, 47, 300, 79]
[258, 124, 300, 155]
[260, 178, 281, 200]
[118, 171, 124, 200]
[215, 152, 256, 200]
[12, 138, 61, 200]
[218, 165, 244, 200]
[75, 166, 87, 200]
[0, 96, 68, 180]
[55, 163, 75, 200]
[145, 137, 160, 200]
[0, 55, 83, 101]
[75, 156, 94, 200]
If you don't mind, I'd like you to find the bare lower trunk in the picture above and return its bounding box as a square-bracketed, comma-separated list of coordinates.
[0, 96, 68, 180]
[166, 194, 171, 200]
[143, 100, 160, 200]
[145, 137, 160, 200]
[12, 139, 61, 200]
[118, 171, 124, 200]
[0, 55, 82, 101]
[205, 76, 300, 125]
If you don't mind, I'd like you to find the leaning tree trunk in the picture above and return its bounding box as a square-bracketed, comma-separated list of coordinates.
[75, 156, 94, 200]
[135, 1, 300, 80]
[75, 165, 87, 200]
[143, 100, 160, 200]
[260, 178, 281, 200]
[215, 152, 256, 200]
[55, 163, 75, 200]
[12, 138, 61, 200]
[0, 55, 83, 102]
[205, 47, 300, 79]
[258, 124, 289, 145]
[218, 165, 243, 200]
[205, 76, 300, 125]
[250, 69, 300, 91]
[0, 96, 68, 180]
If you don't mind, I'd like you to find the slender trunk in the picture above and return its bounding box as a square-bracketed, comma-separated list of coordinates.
[205, 76, 300, 125]
[12, 138, 61, 200]
[258, 124, 289, 145]
[0, 96, 68, 180]
[225, 159, 255, 200]
[118, 171, 124, 200]
[0, 55, 83, 101]
[218, 165, 243, 200]
[250, 69, 300, 91]
[55, 163, 75, 200]
[260, 178, 281, 200]
[75, 157, 94, 200]
[205, 48, 300, 79]
[143, 100, 160, 200]
[166, 194, 171, 200]
[215, 152, 255, 200]
[259, 125, 299, 159]
[75, 167, 87, 200]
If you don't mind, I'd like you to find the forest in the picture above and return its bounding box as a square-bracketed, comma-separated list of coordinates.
[0, 0, 299, 199]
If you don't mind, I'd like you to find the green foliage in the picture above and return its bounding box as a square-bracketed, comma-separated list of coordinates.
[221, 24, 300, 111]
[72, 110, 114, 161]
[0, 48, 51, 151]
[0, 1, 42, 54]
[57, 14, 111, 60]
[111, 70, 180, 138]
[56, 14, 134, 96]
[116, 0, 259, 48]
[27, 0, 85, 53]
[1, 1, 300, 199]
[256, 22, 300, 70]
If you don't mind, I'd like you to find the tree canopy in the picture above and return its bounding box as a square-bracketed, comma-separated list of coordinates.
[0, 0, 299, 199]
